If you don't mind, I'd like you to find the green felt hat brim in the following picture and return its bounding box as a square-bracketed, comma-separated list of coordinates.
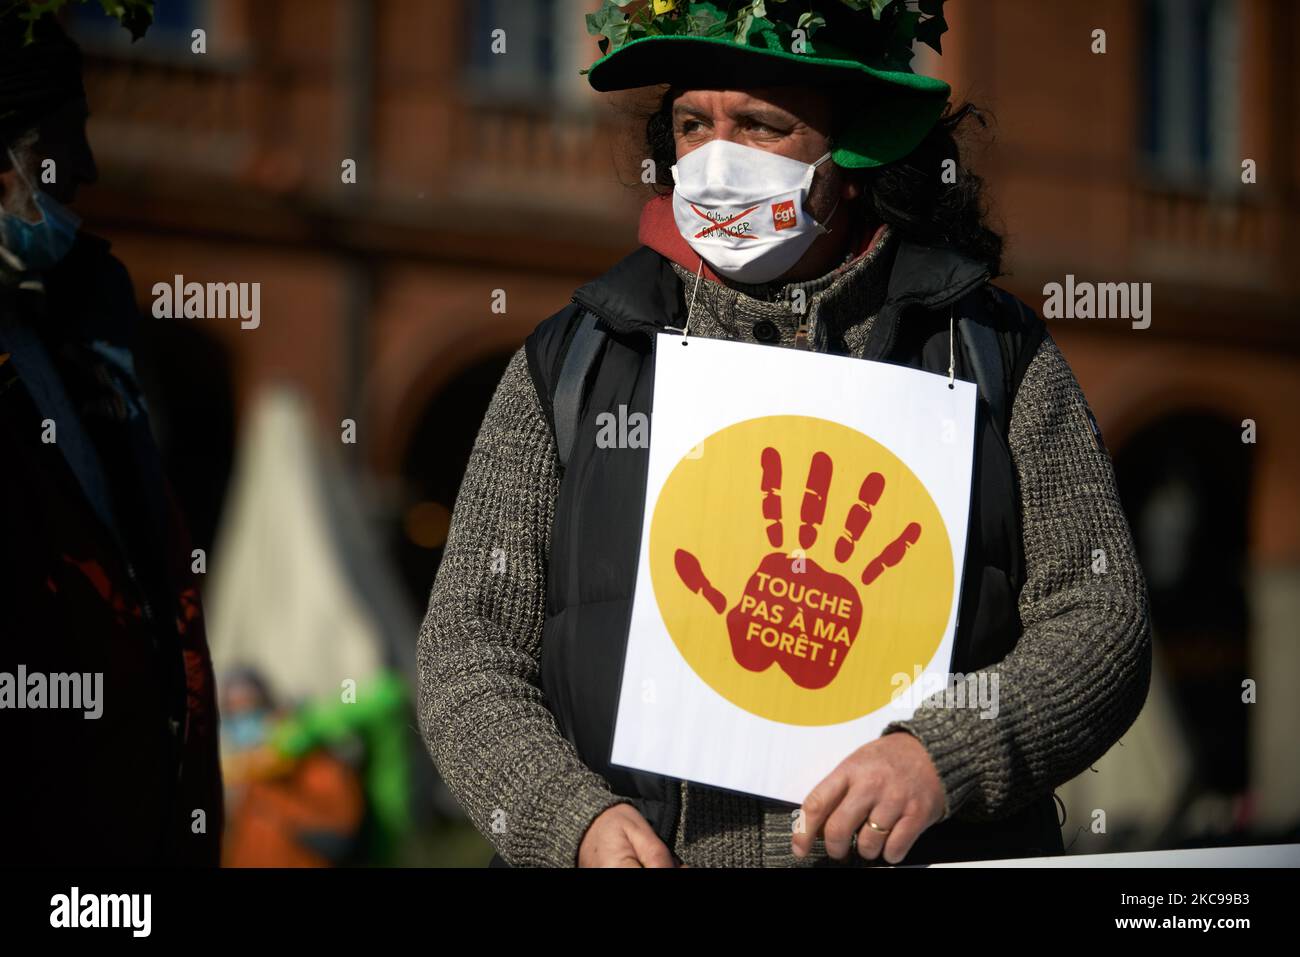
[586, 34, 951, 169]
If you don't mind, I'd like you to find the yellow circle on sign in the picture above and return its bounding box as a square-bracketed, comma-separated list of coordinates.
[649, 415, 953, 727]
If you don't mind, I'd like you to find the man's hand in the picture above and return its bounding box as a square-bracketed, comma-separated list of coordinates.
[578, 803, 679, 867]
[793, 731, 946, 864]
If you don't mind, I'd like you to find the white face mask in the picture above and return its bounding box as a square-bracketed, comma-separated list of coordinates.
[670, 139, 836, 284]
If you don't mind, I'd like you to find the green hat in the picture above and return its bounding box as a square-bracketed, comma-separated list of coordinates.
[584, 0, 951, 169]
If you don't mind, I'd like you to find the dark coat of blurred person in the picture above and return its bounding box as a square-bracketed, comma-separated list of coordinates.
[0, 14, 222, 865]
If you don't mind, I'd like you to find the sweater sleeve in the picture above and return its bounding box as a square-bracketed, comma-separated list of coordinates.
[882, 333, 1153, 823]
[415, 347, 633, 866]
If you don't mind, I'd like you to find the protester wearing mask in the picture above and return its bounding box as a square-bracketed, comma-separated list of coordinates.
[0, 14, 223, 865]
[417, 1, 1151, 867]
[0, 142, 84, 272]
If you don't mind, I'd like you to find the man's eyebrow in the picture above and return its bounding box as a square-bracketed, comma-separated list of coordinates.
[672, 104, 710, 120]
[672, 103, 796, 126]
[743, 108, 793, 124]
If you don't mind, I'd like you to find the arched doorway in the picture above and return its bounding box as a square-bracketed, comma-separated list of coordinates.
[393, 350, 515, 608]
[1113, 411, 1253, 801]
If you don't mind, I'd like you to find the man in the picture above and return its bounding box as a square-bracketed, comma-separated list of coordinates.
[0, 14, 222, 865]
[417, 0, 1151, 867]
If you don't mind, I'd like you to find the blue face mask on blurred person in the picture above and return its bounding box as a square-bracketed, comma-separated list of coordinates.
[0, 148, 81, 271]
[224, 710, 270, 750]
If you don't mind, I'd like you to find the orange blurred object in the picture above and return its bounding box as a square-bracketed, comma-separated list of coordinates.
[223, 751, 366, 868]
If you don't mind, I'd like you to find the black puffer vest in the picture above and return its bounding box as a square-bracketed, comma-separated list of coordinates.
[522, 241, 1062, 865]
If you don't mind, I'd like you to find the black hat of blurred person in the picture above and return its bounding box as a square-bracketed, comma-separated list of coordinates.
[0, 11, 85, 150]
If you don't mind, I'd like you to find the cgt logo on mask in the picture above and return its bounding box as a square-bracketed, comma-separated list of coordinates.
[771, 199, 798, 232]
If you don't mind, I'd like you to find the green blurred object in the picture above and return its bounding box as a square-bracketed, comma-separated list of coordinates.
[270, 671, 413, 865]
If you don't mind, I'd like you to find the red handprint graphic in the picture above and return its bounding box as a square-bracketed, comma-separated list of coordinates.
[674, 448, 922, 691]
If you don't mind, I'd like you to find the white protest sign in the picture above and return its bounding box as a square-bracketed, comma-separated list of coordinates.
[611, 333, 978, 805]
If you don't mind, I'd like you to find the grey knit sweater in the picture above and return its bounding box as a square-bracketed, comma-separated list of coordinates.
[416, 229, 1152, 867]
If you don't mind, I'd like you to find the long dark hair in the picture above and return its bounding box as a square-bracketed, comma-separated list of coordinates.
[644, 91, 1005, 277]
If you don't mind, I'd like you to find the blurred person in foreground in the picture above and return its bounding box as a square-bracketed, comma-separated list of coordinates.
[0, 12, 222, 865]
[417, 0, 1151, 867]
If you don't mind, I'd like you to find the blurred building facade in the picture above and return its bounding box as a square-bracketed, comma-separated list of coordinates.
[68, 0, 1299, 852]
